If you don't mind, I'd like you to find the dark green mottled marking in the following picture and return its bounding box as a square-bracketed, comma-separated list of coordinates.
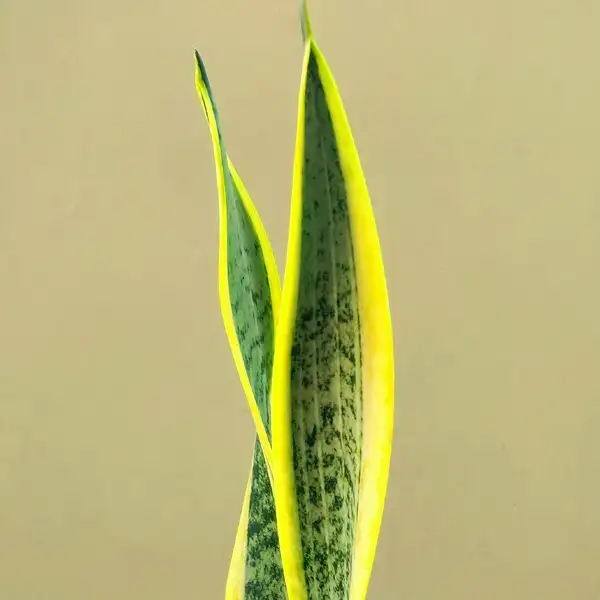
[245, 437, 288, 600]
[290, 49, 363, 600]
[222, 173, 285, 598]
[196, 51, 275, 440]
[195, 52, 285, 599]
[224, 173, 275, 441]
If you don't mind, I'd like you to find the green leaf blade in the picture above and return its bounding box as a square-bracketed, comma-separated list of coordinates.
[244, 438, 288, 600]
[194, 51, 287, 600]
[194, 50, 279, 463]
[291, 48, 363, 600]
[225, 165, 277, 441]
[271, 5, 395, 600]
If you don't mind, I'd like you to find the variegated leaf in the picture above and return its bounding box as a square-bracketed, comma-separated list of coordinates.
[270, 3, 395, 600]
[194, 51, 287, 600]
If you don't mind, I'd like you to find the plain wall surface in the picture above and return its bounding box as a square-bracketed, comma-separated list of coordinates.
[1, 1, 600, 598]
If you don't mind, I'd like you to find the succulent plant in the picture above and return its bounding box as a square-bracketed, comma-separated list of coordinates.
[194, 3, 394, 598]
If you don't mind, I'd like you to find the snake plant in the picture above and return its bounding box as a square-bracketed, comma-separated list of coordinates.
[194, 2, 394, 599]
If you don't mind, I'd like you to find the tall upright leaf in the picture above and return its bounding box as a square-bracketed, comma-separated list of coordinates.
[194, 51, 287, 600]
[194, 51, 278, 469]
[270, 3, 395, 600]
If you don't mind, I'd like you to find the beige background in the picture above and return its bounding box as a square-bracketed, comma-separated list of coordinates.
[2, 1, 600, 598]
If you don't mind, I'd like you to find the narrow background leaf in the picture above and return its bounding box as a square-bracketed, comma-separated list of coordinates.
[195, 51, 280, 466]
[195, 52, 287, 600]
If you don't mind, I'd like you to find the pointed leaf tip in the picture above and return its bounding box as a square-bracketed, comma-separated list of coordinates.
[300, 0, 312, 42]
[193, 49, 220, 128]
[194, 49, 209, 86]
